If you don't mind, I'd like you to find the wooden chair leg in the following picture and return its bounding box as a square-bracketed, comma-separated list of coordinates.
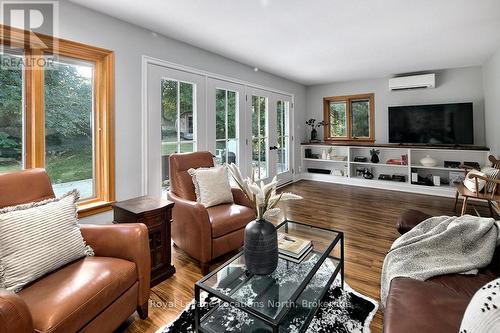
[454, 190, 460, 211]
[137, 302, 149, 320]
[488, 201, 494, 217]
[461, 197, 469, 216]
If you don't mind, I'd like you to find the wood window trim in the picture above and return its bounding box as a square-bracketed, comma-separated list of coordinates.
[1, 25, 115, 217]
[323, 93, 375, 143]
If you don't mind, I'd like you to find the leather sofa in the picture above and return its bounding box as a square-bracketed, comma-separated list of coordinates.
[0, 169, 151, 333]
[383, 209, 500, 333]
[168, 152, 255, 274]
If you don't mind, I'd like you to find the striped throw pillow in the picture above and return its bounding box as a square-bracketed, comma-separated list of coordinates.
[0, 190, 93, 292]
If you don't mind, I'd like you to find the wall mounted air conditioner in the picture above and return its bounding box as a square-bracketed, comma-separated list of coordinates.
[389, 74, 436, 90]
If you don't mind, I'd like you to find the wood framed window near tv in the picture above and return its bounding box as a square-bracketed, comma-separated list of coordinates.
[323, 93, 375, 143]
[0, 25, 115, 218]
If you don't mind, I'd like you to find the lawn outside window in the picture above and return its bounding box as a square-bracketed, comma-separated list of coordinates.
[0, 25, 114, 217]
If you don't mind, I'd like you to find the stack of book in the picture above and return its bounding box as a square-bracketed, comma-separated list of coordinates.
[277, 233, 313, 263]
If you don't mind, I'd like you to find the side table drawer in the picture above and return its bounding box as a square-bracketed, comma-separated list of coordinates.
[138, 211, 168, 227]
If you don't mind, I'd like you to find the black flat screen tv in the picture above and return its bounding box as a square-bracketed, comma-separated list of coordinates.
[388, 102, 473, 145]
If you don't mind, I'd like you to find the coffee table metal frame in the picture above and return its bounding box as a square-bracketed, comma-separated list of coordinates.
[194, 219, 344, 333]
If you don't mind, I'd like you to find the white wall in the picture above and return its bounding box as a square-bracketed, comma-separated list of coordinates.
[306, 67, 485, 145]
[483, 48, 500, 157]
[55, 1, 306, 223]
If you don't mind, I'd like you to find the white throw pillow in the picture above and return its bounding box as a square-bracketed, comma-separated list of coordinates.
[0, 190, 94, 292]
[188, 166, 233, 208]
[464, 170, 487, 193]
[460, 278, 500, 333]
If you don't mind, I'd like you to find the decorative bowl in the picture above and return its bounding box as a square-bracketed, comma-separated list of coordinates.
[420, 155, 438, 167]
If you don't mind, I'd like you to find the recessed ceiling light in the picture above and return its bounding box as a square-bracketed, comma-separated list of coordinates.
[151, 32, 158, 37]
[254, 67, 259, 72]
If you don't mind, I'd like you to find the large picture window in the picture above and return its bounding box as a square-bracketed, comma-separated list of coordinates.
[0, 26, 114, 217]
[44, 58, 95, 199]
[0, 51, 23, 172]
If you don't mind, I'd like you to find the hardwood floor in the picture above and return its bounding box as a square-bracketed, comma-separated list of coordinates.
[119, 180, 493, 333]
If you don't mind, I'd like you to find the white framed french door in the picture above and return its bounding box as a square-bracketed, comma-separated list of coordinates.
[206, 78, 247, 175]
[246, 87, 273, 182]
[145, 63, 206, 197]
[245, 88, 293, 184]
[274, 93, 294, 185]
[142, 57, 294, 194]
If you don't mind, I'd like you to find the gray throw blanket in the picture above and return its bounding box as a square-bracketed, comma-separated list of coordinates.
[381, 215, 500, 307]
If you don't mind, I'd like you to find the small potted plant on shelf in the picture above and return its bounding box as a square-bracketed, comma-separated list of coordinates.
[305, 119, 327, 142]
[369, 149, 380, 163]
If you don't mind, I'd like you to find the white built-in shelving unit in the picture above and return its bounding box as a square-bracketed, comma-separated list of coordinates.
[300, 143, 490, 197]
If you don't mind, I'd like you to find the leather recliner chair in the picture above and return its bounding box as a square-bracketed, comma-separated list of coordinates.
[0, 169, 151, 333]
[168, 151, 255, 274]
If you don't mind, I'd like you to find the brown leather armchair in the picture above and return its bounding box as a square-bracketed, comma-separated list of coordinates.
[0, 169, 150, 333]
[168, 152, 255, 274]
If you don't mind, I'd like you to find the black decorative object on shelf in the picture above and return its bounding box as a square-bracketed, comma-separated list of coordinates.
[369, 149, 380, 163]
[392, 175, 406, 182]
[463, 161, 480, 170]
[244, 219, 279, 275]
[444, 161, 461, 169]
[310, 128, 318, 141]
[378, 174, 392, 181]
[305, 148, 312, 158]
[354, 156, 368, 162]
[305, 118, 327, 143]
[412, 175, 434, 186]
[363, 169, 374, 179]
[307, 168, 331, 174]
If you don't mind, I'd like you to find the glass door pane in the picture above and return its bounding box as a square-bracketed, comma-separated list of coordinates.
[147, 64, 205, 198]
[0, 51, 23, 172]
[44, 57, 95, 199]
[161, 78, 196, 190]
[215, 89, 238, 165]
[329, 101, 347, 138]
[351, 99, 370, 138]
[252, 95, 268, 180]
[179, 82, 194, 146]
[161, 79, 178, 190]
[276, 100, 290, 175]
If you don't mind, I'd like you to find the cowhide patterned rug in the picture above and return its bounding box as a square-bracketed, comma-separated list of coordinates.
[156, 282, 378, 333]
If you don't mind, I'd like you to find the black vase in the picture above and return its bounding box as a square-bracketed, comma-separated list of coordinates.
[310, 128, 318, 141]
[244, 219, 278, 275]
[371, 154, 379, 163]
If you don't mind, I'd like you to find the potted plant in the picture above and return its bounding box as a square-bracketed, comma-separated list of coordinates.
[370, 149, 380, 164]
[227, 163, 302, 275]
[305, 119, 327, 142]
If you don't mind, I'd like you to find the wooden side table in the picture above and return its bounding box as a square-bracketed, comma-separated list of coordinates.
[112, 196, 175, 286]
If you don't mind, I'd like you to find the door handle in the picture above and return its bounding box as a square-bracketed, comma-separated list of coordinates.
[269, 146, 278, 150]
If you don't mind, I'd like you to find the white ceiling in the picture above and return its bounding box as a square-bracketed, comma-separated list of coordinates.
[68, 0, 500, 85]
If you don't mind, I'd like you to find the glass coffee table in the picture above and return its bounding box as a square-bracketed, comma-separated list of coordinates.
[194, 220, 344, 333]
